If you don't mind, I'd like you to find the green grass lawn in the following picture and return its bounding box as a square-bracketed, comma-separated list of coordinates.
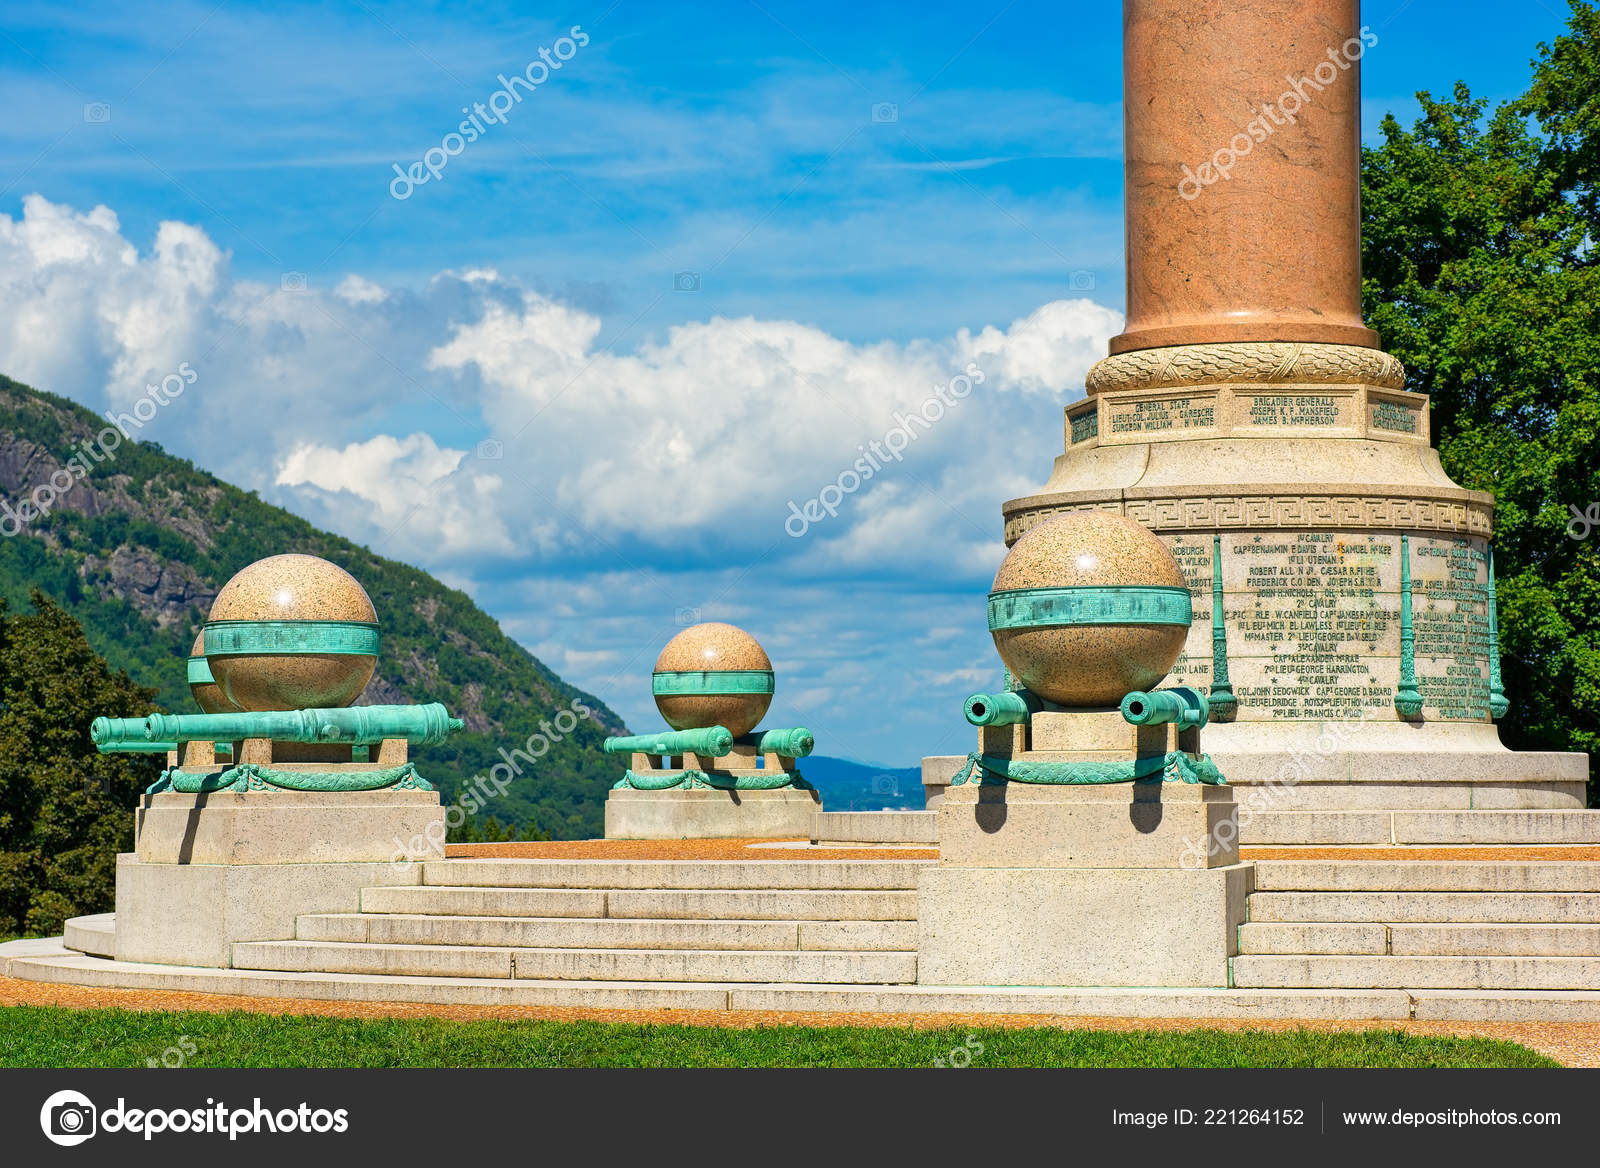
[0, 1005, 1558, 1068]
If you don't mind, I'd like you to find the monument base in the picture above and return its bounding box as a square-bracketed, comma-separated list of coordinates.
[938, 780, 1239, 868]
[114, 854, 422, 968]
[135, 790, 445, 864]
[919, 781, 1246, 987]
[117, 791, 444, 967]
[917, 864, 1251, 987]
[604, 786, 821, 839]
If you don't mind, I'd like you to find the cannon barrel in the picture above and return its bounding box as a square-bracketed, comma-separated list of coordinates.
[1119, 687, 1209, 730]
[95, 739, 179, 755]
[739, 727, 814, 758]
[92, 703, 463, 750]
[603, 726, 734, 758]
[964, 690, 1041, 727]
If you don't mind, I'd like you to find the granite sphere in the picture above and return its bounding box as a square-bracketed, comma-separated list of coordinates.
[187, 630, 238, 714]
[653, 622, 773, 737]
[205, 553, 379, 711]
[990, 512, 1188, 707]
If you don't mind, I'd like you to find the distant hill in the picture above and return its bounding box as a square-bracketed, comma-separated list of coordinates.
[0, 373, 627, 839]
[797, 757, 925, 811]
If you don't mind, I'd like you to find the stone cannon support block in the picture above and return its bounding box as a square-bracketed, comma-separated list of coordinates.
[604, 786, 821, 840]
[113, 853, 423, 968]
[134, 791, 445, 865]
[937, 781, 1239, 869]
[921, 756, 966, 809]
[917, 863, 1252, 987]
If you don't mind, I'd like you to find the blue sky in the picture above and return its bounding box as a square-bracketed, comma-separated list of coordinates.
[0, 0, 1579, 764]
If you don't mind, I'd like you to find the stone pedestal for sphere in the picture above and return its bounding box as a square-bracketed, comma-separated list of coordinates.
[116, 790, 442, 968]
[604, 622, 822, 839]
[103, 552, 459, 968]
[916, 513, 1247, 987]
[605, 785, 821, 840]
[918, 758, 1249, 988]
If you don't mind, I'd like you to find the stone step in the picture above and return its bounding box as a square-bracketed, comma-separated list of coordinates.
[811, 812, 937, 845]
[360, 886, 606, 918]
[232, 940, 916, 984]
[422, 858, 929, 890]
[605, 888, 918, 921]
[13, 939, 1600, 1020]
[296, 913, 916, 952]
[1232, 954, 1600, 990]
[1238, 923, 1388, 955]
[62, 914, 116, 960]
[360, 885, 918, 921]
[1252, 860, 1600, 893]
[1248, 891, 1600, 924]
[1239, 922, 1600, 957]
[1244, 810, 1600, 846]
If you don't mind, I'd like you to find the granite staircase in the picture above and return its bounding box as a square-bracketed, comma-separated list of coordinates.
[229, 858, 924, 986]
[1233, 860, 1600, 992]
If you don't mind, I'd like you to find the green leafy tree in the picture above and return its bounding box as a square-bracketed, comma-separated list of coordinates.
[0, 592, 160, 935]
[1361, 0, 1600, 802]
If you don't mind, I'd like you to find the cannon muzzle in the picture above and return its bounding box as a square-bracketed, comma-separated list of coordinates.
[739, 727, 814, 758]
[1119, 687, 1209, 730]
[963, 690, 1041, 727]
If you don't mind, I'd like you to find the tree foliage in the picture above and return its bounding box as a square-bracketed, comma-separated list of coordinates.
[0, 592, 159, 935]
[1361, 0, 1600, 799]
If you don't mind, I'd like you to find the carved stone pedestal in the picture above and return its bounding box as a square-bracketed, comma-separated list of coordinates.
[604, 786, 821, 840]
[918, 782, 1248, 988]
[114, 790, 442, 968]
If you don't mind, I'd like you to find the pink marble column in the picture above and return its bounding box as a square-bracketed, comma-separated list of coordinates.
[1109, 0, 1380, 355]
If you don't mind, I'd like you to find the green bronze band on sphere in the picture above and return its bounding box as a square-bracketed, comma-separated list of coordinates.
[603, 725, 735, 758]
[964, 689, 1041, 727]
[202, 619, 381, 658]
[186, 656, 216, 685]
[986, 586, 1194, 632]
[650, 669, 775, 696]
[1120, 686, 1209, 730]
[91, 703, 462, 750]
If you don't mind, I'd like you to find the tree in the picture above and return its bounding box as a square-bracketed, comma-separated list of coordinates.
[1361, 0, 1600, 802]
[0, 591, 159, 935]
